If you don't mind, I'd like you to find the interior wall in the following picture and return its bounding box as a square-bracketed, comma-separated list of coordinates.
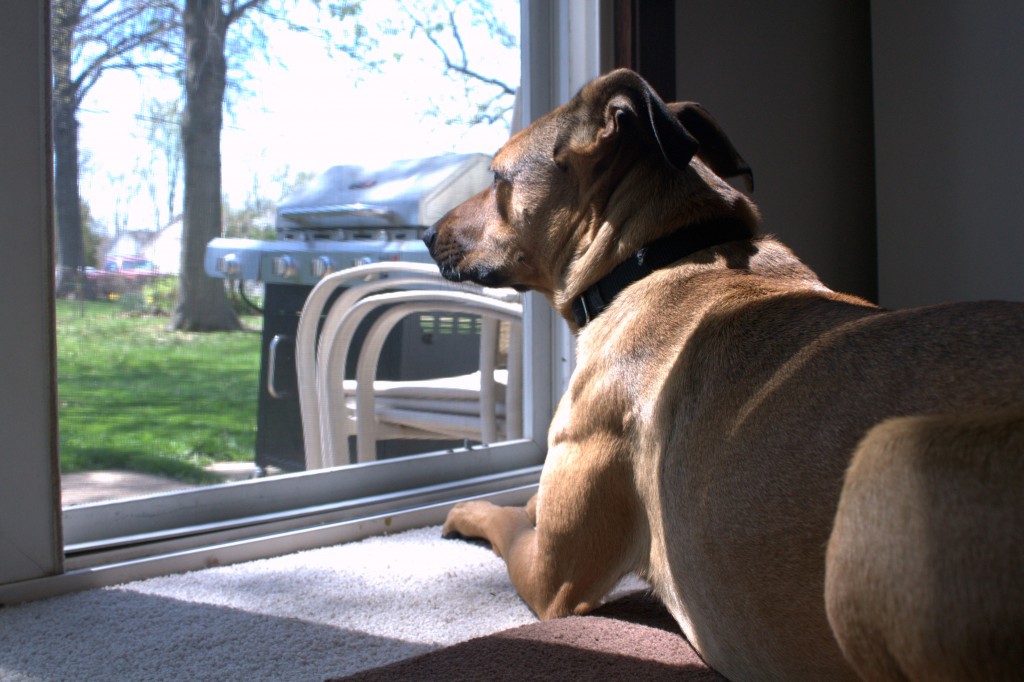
[674, 0, 877, 301]
[871, 0, 1024, 308]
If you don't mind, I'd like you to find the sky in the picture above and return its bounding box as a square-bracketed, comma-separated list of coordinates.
[77, 0, 520, 235]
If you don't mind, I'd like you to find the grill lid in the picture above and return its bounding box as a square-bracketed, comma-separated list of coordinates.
[275, 153, 492, 234]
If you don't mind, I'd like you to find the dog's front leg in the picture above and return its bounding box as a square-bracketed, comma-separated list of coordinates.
[442, 498, 551, 609]
[443, 453, 641, 621]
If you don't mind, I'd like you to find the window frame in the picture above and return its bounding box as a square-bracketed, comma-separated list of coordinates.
[0, 0, 610, 604]
[0, 2, 63, 591]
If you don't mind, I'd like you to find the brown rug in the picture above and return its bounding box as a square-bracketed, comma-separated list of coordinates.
[330, 590, 729, 681]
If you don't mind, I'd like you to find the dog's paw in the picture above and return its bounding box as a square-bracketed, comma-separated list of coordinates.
[441, 500, 498, 541]
[440, 526, 464, 540]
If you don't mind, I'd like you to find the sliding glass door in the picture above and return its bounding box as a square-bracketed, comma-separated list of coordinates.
[0, 0, 607, 601]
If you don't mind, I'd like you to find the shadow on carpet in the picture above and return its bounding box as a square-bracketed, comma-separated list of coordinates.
[331, 590, 729, 681]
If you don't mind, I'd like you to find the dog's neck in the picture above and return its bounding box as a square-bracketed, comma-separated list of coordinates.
[569, 215, 753, 329]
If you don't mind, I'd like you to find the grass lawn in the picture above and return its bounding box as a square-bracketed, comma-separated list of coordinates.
[56, 300, 262, 484]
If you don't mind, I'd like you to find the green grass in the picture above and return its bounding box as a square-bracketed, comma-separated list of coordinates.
[56, 300, 262, 484]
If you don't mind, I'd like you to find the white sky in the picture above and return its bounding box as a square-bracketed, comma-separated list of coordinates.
[77, 1, 520, 234]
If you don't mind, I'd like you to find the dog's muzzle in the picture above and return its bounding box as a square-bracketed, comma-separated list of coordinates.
[421, 223, 453, 275]
[422, 224, 512, 287]
[422, 222, 466, 282]
[422, 224, 439, 252]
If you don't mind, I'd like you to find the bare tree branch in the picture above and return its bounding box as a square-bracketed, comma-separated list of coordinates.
[226, 0, 267, 24]
[51, 0, 180, 279]
[399, 0, 516, 96]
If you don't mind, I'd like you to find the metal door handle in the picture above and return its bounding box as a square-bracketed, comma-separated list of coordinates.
[267, 334, 290, 399]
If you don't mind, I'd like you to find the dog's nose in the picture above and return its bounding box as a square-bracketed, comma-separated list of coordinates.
[422, 224, 437, 252]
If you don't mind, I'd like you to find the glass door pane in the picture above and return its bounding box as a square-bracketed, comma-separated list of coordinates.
[54, 0, 523, 508]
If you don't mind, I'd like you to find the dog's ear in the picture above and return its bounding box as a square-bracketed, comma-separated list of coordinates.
[668, 102, 754, 191]
[556, 69, 700, 173]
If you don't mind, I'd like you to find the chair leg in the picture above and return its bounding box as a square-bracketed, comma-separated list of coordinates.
[506, 321, 524, 440]
[479, 317, 499, 444]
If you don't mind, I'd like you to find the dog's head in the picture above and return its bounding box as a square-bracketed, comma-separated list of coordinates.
[423, 69, 757, 309]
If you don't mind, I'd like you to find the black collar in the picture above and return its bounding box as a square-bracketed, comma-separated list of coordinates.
[570, 216, 753, 328]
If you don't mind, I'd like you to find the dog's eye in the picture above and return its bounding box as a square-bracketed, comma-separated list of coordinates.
[493, 170, 510, 187]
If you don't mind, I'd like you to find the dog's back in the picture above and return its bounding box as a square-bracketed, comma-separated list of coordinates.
[621, 239, 1024, 680]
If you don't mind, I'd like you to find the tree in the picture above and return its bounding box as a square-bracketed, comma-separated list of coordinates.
[169, 0, 264, 331]
[51, 0, 177, 293]
[171, 0, 325, 330]
[140, 98, 184, 231]
[328, 0, 519, 128]
[399, 0, 518, 126]
[81, 201, 102, 268]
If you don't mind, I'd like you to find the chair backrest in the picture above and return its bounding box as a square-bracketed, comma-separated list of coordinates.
[295, 262, 522, 469]
[296, 263, 444, 467]
[348, 293, 523, 462]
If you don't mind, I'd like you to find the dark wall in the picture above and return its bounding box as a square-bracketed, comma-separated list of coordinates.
[674, 1, 878, 301]
[872, 1, 1024, 308]
[674, 1, 1024, 308]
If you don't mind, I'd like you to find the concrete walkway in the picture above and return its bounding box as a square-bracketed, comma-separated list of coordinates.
[61, 462, 262, 506]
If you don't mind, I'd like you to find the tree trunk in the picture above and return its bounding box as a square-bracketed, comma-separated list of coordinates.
[53, 99, 86, 277]
[51, 0, 86, 297]
[170, 0, 241, 331]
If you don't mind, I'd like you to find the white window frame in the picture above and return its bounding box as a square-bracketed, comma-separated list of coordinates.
[0, 0, 610, 604]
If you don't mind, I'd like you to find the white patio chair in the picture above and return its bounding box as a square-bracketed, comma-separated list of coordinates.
[296, 262, 444, 464]
[295, 262, 523, 468]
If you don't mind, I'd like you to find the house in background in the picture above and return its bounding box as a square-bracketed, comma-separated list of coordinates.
[106, 216, 182, 275]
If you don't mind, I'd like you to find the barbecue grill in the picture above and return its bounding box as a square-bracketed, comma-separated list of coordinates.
[204, 153, 493, 472]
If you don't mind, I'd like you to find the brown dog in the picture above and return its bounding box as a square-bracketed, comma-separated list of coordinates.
[422, 69, 1024, 681]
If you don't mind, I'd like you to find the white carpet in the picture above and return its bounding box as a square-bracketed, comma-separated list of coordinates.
[0, 525, 645, 682]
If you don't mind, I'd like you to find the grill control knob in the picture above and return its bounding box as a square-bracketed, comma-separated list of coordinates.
[217, 253, 241, 278]
[272, 255, 297, 279]
[311, 256, 335, 279]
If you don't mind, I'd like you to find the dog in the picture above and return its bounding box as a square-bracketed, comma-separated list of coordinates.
[422, 68, 1024, 681]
